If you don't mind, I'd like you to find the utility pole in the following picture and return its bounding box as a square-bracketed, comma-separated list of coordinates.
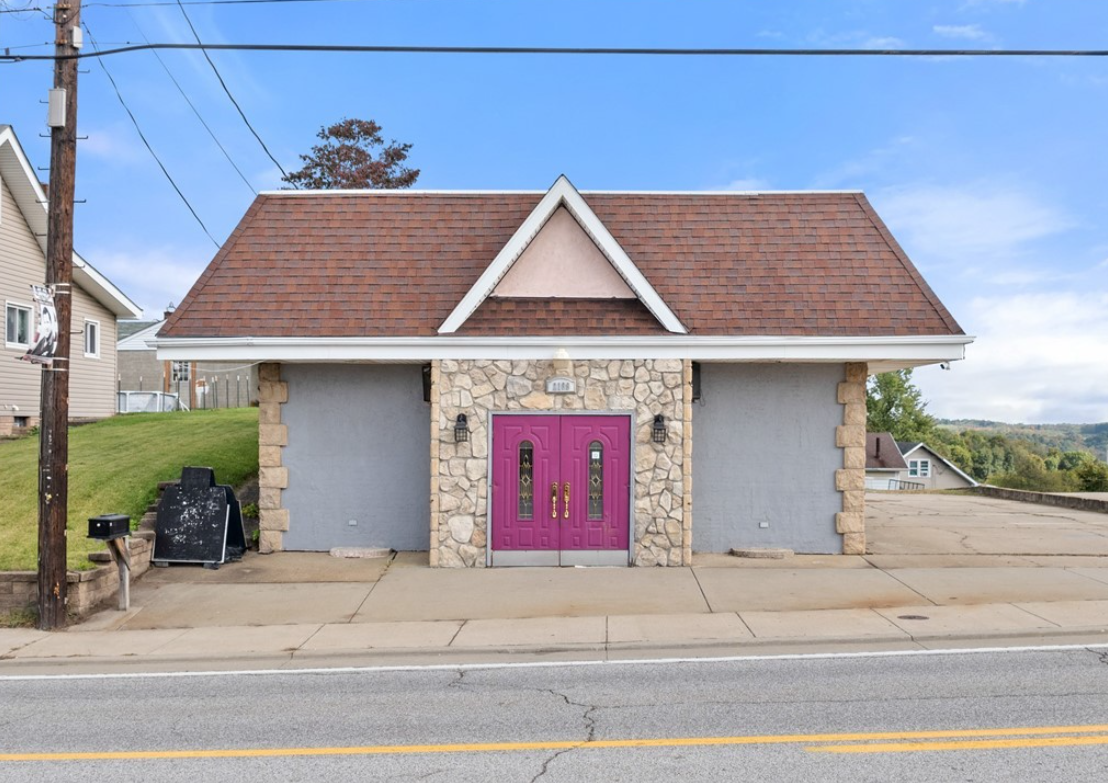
[38, 0, 82, 630]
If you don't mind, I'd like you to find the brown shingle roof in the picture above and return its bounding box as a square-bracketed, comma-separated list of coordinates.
[458, 298, 667, 335]
[867, 433, 909, 471]
[160, 191, 963, 339]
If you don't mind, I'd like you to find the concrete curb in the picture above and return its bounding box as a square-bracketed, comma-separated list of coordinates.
[3, 624, 1107, 676]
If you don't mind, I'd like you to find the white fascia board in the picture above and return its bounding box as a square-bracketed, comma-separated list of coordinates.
[155, 334, 973, 363]
[437, 175, 687, 335]
[72, 252, 143, 318]
[0, 128, 142, 319]
[117, 321, 165, 351]
[258, 188, 864, 197]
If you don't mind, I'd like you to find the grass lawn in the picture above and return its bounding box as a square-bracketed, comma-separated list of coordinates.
[0, 408, 258, 572]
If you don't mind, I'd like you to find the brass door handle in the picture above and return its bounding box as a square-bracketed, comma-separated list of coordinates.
[563, 482, 570, 519]
[551, 482, 558, 519]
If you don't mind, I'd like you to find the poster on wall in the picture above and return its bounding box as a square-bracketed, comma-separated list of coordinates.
[19, 285, 58, 366]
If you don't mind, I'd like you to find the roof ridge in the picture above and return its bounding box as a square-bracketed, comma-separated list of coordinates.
[159, 196, 268, 338]
[852, 193, 964, 336]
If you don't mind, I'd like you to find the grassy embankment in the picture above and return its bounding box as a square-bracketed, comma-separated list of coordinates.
[0, 408, 258, 572]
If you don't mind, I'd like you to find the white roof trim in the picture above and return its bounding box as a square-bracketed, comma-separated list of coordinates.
[155, 333, 972, 364]
[437, 175, 688, 335]
[257, 188, 864, 196]
[899, 442, 979, 487]
[117, 320, 165, 351]
[0, 127, 142, 319]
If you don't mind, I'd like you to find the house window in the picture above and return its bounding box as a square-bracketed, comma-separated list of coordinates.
[171, 361, 190, 382]
[83, 320, 100, 358]
[909, 459, 931, 478]
[518, 441, 534, 519]
[5, 303, 31, 348]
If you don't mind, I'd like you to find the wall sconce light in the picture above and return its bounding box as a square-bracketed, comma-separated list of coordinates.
[454, 413, 469, 443]
[652, 414, 667, 444]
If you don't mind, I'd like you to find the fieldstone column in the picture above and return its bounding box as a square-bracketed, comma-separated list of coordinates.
[257, 362, 289, 553]
[835, 362, 868, 554]
[681, 359, 694, 567]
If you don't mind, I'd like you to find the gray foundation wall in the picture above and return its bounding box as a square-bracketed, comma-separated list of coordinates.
[281, 364, 430, 551]
[692, 364, 844, 553]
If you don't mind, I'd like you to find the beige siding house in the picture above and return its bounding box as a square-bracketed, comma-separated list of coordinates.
[1, 126, 141, 436]
[895, 441, 978, 490]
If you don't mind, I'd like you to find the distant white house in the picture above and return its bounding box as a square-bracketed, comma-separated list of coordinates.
[865, 434, 977, 490]
[116, 315, 258, 411]
[895, 441, 978, 490]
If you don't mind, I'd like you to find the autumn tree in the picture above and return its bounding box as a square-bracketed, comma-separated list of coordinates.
[282, 118, 420, 190]
[866, 369, 937, 443]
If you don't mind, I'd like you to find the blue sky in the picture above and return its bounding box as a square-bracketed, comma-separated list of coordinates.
[2, 0, 1106, 424]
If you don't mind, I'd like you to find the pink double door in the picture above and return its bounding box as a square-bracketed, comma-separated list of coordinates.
[491, 415, 631, 566]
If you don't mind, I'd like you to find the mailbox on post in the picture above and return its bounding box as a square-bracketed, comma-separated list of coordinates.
[88, 514, 130, 541]
[87, 514, 132, 610]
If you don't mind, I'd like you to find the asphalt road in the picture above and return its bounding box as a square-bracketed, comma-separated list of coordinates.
[2, 647, 1107, 782]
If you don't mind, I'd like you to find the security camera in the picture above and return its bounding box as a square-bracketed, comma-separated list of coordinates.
[940, 362, 951, 371]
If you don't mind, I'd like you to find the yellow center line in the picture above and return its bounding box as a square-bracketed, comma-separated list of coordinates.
[809, 735, 1108, 754]
[3, 724, 1108, 762]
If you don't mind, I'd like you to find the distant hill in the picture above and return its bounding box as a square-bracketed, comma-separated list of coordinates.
[937, 420, 1108, 459]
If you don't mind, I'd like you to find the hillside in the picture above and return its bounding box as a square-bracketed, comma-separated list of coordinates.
[937, 420, 1108, 460]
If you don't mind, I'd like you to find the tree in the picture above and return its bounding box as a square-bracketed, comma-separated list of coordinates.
[866, 370, 937, 442]
[1074, 459, 1108, 492]
[282, 118, 420, 190]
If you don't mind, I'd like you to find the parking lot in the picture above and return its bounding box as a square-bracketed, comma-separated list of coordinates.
[867, 492, 1108, 559]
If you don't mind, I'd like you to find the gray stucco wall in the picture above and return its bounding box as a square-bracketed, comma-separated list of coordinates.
[692, 364, 844, 553]
[281, 364, 430, 551]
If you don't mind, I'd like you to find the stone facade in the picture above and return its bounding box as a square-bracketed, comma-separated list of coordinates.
[835, 362, 869, 554]
[257, 362, 289, 553]
[433, 359, 689, 567]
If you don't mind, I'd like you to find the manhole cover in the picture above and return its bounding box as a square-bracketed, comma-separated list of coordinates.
[897, 615, 930, 621]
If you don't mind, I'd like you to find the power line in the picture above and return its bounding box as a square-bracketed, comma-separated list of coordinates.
[86, 0, 371, 6]
[174, 0, 290, 181]
[85, 21, 222, 247]
[5, 43, 1108, 62]
[126, 10, 256, 194]
[0, 3, 49, 16]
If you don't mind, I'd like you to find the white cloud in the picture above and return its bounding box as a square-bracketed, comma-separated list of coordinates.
[862, 37, 907, 49]
[811, 136, 918, 189]
[85, 244, 210, 318]
[961, 0, 1025, 7]
[81, 125, 148, 165]
[872, 182, 1075, 275]
[806, 29, 906, 50]
[933, 24, 991, 41]
[917, 291, 1108, 423]
[719, 177, 771, 191]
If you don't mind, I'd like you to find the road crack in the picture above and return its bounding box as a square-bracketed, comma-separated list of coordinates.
[529, 689, 598, 783]
[447, 668, 468, 691]
[1087, 647, 1108, 667]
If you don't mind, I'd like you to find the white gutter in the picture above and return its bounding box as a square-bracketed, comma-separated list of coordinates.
[155, 334, 973, 367]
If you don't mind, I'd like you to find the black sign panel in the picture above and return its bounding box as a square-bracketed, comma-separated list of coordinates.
[154, 467, 245, 566]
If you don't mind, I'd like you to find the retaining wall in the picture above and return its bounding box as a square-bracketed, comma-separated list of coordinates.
[973, 485, 1108, 514]
[0, 530, 155, 618]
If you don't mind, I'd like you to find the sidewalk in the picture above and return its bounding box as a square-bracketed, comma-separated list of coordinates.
[3, 550, 1108, 674]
